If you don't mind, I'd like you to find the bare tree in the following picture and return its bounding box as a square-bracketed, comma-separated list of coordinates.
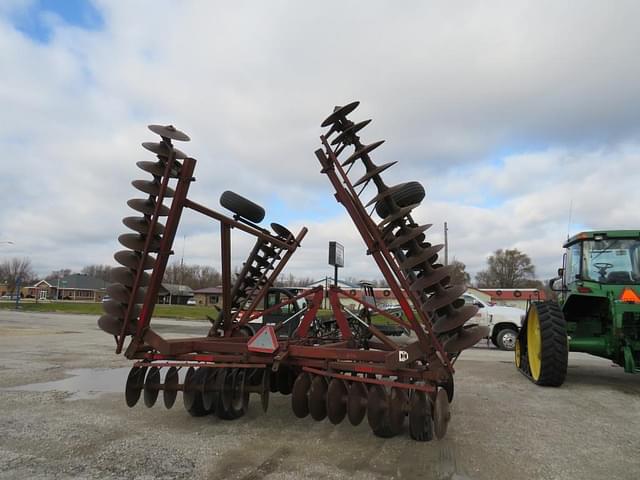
[450, 259, 471, 286]
[475, 249, 536, 288]
[163, 262, 221, 290]
[45, 269, 72, 281]
[81, 264, 114, 282]
[0, 257, 35, 293]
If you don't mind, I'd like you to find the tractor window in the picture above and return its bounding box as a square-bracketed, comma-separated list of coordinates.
[582, 239, 640, 284]
[564, 243, 582, 285]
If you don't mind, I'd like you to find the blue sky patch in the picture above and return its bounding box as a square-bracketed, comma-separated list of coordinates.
[10, 0, 103, 43]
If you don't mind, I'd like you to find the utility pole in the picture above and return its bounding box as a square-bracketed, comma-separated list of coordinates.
[444, 222, 449, 266]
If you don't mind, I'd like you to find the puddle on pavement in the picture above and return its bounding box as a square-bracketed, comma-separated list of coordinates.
[3, 367, 131, 400]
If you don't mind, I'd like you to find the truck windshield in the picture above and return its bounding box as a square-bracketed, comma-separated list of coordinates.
[582, 238, 640, 284]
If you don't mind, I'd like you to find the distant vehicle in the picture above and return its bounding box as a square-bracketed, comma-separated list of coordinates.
[186, 298, 197, 306]
[101, 296, 112, 303]
[462, 292, 525, 350]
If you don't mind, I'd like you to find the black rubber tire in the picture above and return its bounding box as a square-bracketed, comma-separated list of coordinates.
[376, 181, 425, 218]
[408, 390, 434, 442]
[495, 328, 518, 351]
[523, 301, 568, 387]
[219, 190, 265, 223]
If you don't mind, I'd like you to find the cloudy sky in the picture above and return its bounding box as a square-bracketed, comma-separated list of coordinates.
[1, 0, 640, 284]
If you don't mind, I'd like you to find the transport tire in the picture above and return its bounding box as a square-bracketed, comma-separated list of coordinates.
[376, 181, 425, 218]
[219, 190, 265, 223]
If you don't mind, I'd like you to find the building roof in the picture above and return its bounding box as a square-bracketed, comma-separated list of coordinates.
[193, 287, 223, 294]
[42, 274, 109, 290]
[478, 288, 546, 301]
[160, 283, 194, 296]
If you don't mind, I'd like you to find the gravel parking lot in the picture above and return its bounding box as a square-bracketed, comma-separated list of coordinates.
[1, 310, 639, 480]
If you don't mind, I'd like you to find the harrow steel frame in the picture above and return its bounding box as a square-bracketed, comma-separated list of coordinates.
[100, 103, 486, 440]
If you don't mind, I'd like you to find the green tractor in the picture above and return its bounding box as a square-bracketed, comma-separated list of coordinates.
[516, 230, 640, 385]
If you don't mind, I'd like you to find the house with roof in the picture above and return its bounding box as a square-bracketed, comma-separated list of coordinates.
[158, 283, 194, 305]
[193, 286, 222, 306]
[26, 274, 109, 301]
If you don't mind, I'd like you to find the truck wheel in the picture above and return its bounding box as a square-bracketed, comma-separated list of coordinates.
[524, 301, 568, 386]
[495, 328, 518, 351]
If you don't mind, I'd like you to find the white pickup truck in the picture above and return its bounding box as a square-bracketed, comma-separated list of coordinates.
[462, 292, 525, 350]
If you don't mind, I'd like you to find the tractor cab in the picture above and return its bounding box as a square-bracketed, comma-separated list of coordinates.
[560, 231, 640, 295]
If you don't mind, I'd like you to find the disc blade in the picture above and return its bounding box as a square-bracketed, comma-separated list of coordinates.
[421, 285, 466, 314]
[389, 387, 408, 433]
[433, 388, 450, 439]
[326, 378, 348, 425]
[443, 325, 490, 353]
[331, 119, 371, 145]
[143, 367, 161, 407]
[386, 224, 432, 250]
[202, 369, 218, 413]
[410, 265, 454, 294]
[148, 124, 191, 141]
[366, 384, 388, 432]
[433, 305, 480, 334]
[125, 366, 147, 407]
[341, 140, 385, 167]
[291, 373, 311, 418]
[136, 160, 180, 178]
[132, 179, 175, 198]
[352, 161, 398, 187]
[142, 142, 187, 159]
[111, 267, 150, 288]
[321, 101, 360, 127]
[400, 245, 444, 271]
[102, 299, 140, 320]
[126, 198, 170, 216]
[231, 369, 249, 414]
[347, 381, 368, 426]
[163, 367, 179, 409]
[376, 203, 418, 229]
[122, 217, 165, 236]
[106, 283, 146, 304]
[308, 376, 328, 421]
[114, 249, 155, 270]
[220, 369, 236, 418]
[118, 233, 161, 253]
[97, 314, 123, 335]
[182, 367, 196, 411]
[270, 222, 294, 241]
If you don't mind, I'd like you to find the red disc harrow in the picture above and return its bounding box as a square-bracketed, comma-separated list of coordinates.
[99, 104, 487, 440]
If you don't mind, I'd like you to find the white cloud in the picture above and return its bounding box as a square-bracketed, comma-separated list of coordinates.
[1, 1, 640, 285]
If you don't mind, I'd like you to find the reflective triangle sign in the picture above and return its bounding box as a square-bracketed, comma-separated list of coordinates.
[247, 325, 279, 353]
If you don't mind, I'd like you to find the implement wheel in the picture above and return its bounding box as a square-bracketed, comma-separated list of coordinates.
[517, 301, 568, 386]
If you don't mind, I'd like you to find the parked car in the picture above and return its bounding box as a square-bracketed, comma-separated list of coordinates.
[462, 292, 525, 350]
[186, 298, 197, 306]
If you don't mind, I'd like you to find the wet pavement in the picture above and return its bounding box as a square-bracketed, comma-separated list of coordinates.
[1, 310, 639, 480]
